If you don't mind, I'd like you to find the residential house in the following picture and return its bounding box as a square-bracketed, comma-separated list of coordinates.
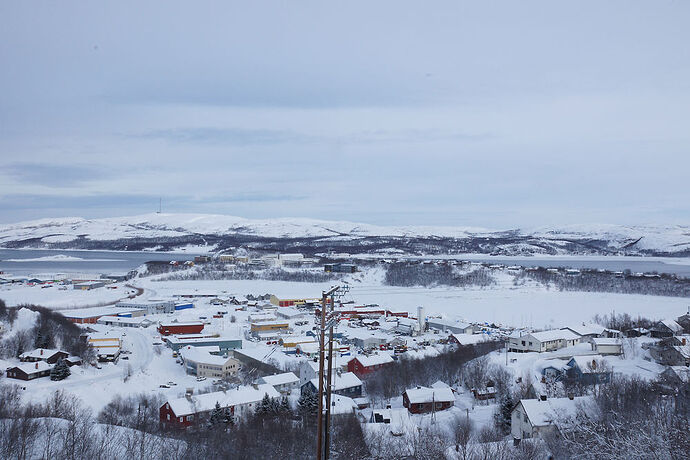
[660, 366, 690, 386]
[160, 384, 280, 428]
[402, 386, 455, 414]
[591, 338, 623, 356]
[676, 311, 690, 334]
[560, 323, 606, 342]
[511, 396, 593, 440]
[508, 330, 581, 353]
[566, 356, 612, 385]
[19, 348, 69, 364]
[258, 372, 300, 394]
[6, 361, 52, 380]
[650, 319, 684, 338]
[347, 354, 394, 377]
[301, 372, 363, 399]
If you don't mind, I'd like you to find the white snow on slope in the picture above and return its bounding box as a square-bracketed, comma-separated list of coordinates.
[0, 213, 688, 253]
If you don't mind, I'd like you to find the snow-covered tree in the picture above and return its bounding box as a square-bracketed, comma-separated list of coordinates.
[50, 358, 71, 381]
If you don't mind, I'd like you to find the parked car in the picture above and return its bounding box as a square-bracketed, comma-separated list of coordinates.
[196, 376, 207, 382]
[159, 384, 170, 388]
[168, 381, 177, 386]
[121, 356, 129, 360]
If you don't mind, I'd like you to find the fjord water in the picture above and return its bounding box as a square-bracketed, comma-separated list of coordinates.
[0, 249, 195, 276]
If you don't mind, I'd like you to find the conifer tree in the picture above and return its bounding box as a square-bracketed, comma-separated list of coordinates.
[50, 358, 71, 381]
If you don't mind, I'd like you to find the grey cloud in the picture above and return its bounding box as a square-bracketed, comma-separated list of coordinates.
[4, 163, 114, 187]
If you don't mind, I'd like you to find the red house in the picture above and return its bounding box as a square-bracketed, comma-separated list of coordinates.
[403, 386, 455, 414]
[347, 354, 394, 377]
[158, 322, 205, 336]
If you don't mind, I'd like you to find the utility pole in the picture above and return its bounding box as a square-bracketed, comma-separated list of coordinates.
[316, 286, 340, 460]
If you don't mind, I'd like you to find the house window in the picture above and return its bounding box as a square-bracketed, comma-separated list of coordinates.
[417, 404, 424, 410]
[179, 417, 183, 422]
[528, 342, 532, 346]
[167, 414, 170, 420]
[188, 415, 194, 421]
[521, 341, 525, 346]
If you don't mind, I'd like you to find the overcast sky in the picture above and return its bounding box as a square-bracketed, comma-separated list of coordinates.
[1, 1, 688, 229]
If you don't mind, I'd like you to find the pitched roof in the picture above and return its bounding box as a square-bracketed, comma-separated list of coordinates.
[10, 361, 52, 374]
[665, 366, 690, 383]
[519, 396, 594, 427]
[404, 386, 455, 404]
[567, 355, 609, 374]
[308, 372, 362, 391]
[259, 372, 299, 386]
[352, 354, 394, 367]
[167, 384, 280, 417]
[562, 323, 606, 337]
[531, 329, 580, 342]
[19, 348, 66, 360]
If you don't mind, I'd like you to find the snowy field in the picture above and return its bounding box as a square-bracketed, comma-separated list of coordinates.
[136, 269, 689, 328]
[0, 283, 133, 309]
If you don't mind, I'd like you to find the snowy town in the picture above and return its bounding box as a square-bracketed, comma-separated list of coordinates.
[0, 251, 688, 459]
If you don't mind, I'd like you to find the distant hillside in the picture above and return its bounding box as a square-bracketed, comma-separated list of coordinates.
[0, 213, 688, 257]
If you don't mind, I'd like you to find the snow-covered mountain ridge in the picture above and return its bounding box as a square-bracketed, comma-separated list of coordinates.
[0, 213, 688, 256]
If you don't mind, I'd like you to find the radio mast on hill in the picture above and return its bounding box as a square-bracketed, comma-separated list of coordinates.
[157, 198, 162, 214]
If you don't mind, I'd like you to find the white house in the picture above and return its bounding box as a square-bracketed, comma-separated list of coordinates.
[299, 360, 319, 386]
[511, 396, 593, 440]
[162, 384, 280, 426]
[508, 330, 581, 353]
[591, 338, 623, 356]
[258, 372, 300, 394]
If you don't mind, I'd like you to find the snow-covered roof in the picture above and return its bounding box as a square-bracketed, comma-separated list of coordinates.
[259, 372, 299, 386]
[9, 361, 52, 374]
[19, 348, 66, 360]
[450, 333, 488, 345]
[673, 344, 690, 359]
[404, 386, 454, 404]
[160, 321, 204, 327]
[329, 394, 357, 414]
[352, 353, 394, 367]
[180, 346, 233, 366]
[592, 338, 621, 346]
[519, 396, 593, 427]
[308, 372, 362, 391]
[275, 307, 305, 318]
[665, 366, 690, 383]
[97, 316, 151, 325]
[659, 319, 683, 333]
[427, 318, 472, 329]
[530, 329, 580, 343]
[568, 355, 608, 374]
[167, 384, 280, 417]
[562, 323, 606, 337]
[430, 380, 450, 389]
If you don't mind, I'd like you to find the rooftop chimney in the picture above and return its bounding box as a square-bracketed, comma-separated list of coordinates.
[35, 362, 38, 369]
[40, 349, 44, 355]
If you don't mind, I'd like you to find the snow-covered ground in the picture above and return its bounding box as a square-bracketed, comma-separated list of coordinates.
[1, 212, 688, 254]
[135, 268, 689, 328]
[0, 282, 132, 309]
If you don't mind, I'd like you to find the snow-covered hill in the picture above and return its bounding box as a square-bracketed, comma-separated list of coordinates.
[0, 213, 688, 256]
